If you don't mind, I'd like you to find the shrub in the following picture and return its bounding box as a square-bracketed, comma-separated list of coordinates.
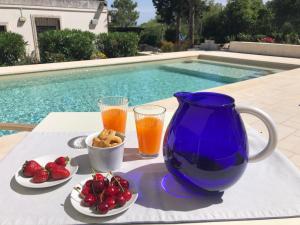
[0, 32, 26, 66]
[254, 34, 267, 42]
[160, 41, 174, 52]
[236, 33, 253, 42]
[173, 41, 190, 51]
[38, 29, 95, 63]
[140, 21, 165, 47]
[140, 29, 162, 47]
[259, 37, 274, 43]
[284, 33, 300, 45]
[271, 32, 284, 43]
[90, 51, 107, 59]
[95, 32, 139, 58]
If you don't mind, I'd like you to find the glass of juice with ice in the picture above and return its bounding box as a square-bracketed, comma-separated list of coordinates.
[134, 105, 166, 158]
[98, 96, 128, 134]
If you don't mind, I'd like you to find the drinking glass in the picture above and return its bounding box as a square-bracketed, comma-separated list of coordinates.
[98, 96, 128, 134]
[134, 105, 166, 158]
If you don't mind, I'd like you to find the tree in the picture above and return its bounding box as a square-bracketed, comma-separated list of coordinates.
[152, 0, 185, 42]
[255, 6, 274, 35]
[202, 2, 225, 42]
[140, 19, 166, 46]
[185, 0, 207, 46]
[110, 0, 139, 27]
[268, 0, 300, 33]
[153, 0, 206, 45]
[223, 0, 264, 36]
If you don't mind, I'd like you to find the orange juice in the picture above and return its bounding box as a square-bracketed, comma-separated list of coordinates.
[135, 117, 163, 156]
[102, 108, 127, 133]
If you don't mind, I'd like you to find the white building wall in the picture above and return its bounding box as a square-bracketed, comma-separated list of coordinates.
[0, 5, 108, 55]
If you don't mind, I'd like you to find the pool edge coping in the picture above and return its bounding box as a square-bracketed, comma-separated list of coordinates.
[0, 51, 299, 76]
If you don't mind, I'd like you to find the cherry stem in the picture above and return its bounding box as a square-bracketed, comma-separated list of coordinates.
[73, 187, 85, 198]
[100, 189, 105, 203]
[109, 171, 124, 192]
[91, 168, 97, 175]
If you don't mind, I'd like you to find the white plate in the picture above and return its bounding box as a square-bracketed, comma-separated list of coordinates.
[15, 154, 78, 188]
[70, 175, 138, 217]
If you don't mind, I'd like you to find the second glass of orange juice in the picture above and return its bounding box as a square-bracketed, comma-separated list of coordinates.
[134, 105, 166, 158]
[98, 96, 128, 134]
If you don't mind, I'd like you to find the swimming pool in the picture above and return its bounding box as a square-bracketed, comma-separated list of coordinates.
[0, 59, 280, 135]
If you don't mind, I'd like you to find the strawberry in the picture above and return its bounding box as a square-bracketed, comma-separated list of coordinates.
[32, 169, 49, 183]
[51, 166, 70, 180]
[45, 162, 58, 171]
[55, 156, 69, 167]
[22, 160, 42, 177]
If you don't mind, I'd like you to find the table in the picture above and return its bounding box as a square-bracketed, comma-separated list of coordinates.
[9, 112, 300, 225]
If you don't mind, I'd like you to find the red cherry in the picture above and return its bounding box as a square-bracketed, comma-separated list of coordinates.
[112, 175, 122, 182]
[81, 185, 91, 196]
[116, 193, 126, 207]
[93, 173, 104, 181]
[105, 197, 116, 210]
[105, 185, 118, 196]
[97, 202, 109, 214]
[122, 190, 132, 201]
[103, 177, 109, 187]
[83, 194, 97, 207]
[92, 180, 105, 194]
[84, 179, 93, 189]
[119, 179, 129, 189]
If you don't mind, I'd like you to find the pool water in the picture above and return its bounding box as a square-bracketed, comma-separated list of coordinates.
[0, 59, 279, 136]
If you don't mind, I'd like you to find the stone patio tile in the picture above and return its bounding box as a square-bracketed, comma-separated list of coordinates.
[290, 155, 300, 169]
[250, 121, 296, 141]
[278, 149, 295, 159]
[293, 130, 300, 137]
[283, 119, 300, 130]
[278, 135, 300, 154]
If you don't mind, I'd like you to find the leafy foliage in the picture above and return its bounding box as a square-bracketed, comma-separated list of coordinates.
[201, 0, 299, 44]
[110, 0, 139, 27]
[38, 29, 95, 63]
[160, 41, 174, 52]
[140, 19, 165, 47]
[90, 51, 107, 59]
[164, 28, 177, 43]
[95, 32, 139, 58]
[0, 32, 26, 66]
[268, 0, 300, 33]
[223, 0, 264, 36]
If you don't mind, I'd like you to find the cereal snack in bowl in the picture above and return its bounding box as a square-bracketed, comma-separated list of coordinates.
[86, 129, 125, 172]
[92, 129, 123, 148]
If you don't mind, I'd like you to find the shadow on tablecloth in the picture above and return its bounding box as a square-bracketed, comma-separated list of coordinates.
[117, 163, 224, 211]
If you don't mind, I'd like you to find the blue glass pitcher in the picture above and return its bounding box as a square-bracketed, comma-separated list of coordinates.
[163, 92, 277, 192]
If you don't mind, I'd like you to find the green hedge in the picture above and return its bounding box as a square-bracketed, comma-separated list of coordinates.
[229, 32, 300, 45]
[38, 29, 95, 63]
[95, 32, 139, 58]
[0, 32, 26, 66]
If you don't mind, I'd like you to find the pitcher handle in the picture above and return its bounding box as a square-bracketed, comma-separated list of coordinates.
[236, 105, 278, 163]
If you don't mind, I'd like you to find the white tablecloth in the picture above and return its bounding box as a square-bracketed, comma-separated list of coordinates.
[0, 129, 300, 224]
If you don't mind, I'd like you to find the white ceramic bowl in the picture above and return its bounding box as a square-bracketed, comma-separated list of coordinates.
[85, 132, 125, 172]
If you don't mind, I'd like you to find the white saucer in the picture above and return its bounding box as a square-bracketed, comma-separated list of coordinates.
[70, 175, 138, 217]
[15, 154, 78, 188]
